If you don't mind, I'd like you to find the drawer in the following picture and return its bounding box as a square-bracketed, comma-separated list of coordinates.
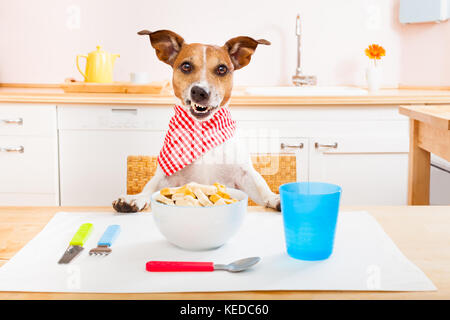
[312, 135, 410, 154]
[0, 104, 56, 136]
[232, 105, 408, 121]
[237, 120, 409, 138]
[0, 135, 58, 194]
[57, 104, 173, 130]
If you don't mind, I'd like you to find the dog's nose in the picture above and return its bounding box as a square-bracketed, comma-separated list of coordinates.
[190, 86, 210, 105]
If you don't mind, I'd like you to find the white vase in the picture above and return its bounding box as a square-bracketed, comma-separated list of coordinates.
[365, 64, 382, 93]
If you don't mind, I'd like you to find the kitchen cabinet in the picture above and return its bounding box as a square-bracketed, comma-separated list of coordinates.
[0, 104, 58, 205]
[237, 106, 409, 205]
[0, 103, 410, 206]
[278, 137, 309, 181]
[57, 104, 408, 206]
[238, 134, 309, 182]
[309, 136, 409, 205]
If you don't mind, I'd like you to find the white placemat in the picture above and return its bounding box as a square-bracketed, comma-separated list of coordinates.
[0, 210, 436, 293]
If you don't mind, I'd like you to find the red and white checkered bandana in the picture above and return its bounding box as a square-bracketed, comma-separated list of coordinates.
[158, 105, 236, 176]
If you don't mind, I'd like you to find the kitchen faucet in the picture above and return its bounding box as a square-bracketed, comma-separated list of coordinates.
[292, 14, 317, 86]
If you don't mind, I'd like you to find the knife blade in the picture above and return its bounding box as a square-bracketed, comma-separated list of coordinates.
[58, 223, 93, 264]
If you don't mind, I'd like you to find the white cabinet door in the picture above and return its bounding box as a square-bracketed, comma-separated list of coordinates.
[0, 136, 58, 194]
[0, 104, 56, 136]
[59, 130, 165, 206]
[309, 136, 409, 205]
[0, 136, 59, 205]
[0, 104, 58, 205]
[238, 133, 308, 182]
[278, 138, 309, 182]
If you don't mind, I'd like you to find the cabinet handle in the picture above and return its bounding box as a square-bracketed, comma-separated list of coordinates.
[0, 146, 24, 153]
[315, 142, 338, 149]
[1, 118, 23, 125]
[280, 142, 304, 150]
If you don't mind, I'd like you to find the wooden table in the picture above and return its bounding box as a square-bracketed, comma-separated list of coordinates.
[0, 206, 449, 300]
[399, 105, 450, 205]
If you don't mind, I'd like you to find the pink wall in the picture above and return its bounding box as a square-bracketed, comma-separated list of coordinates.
[398, 21, 450, 86]
[0, 0, 448, 86]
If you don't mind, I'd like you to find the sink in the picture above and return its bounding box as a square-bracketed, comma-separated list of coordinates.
[244, 86, 368, 96]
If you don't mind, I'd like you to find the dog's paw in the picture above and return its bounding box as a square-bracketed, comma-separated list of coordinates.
[112, 195, 150, 213]
[265, 194, 281, 212]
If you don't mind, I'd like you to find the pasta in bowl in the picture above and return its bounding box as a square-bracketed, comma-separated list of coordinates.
[151, 182, 248, 250]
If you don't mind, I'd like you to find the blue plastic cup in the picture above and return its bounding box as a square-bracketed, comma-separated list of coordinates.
[279, 182, 342, 261]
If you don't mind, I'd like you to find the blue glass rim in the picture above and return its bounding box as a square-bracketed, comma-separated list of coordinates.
[279, 182, 342, 196]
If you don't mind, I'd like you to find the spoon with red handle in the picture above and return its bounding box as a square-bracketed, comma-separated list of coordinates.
[146, 257, 261, 273]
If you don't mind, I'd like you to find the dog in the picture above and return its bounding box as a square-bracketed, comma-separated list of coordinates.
[112, 29, 280, 213]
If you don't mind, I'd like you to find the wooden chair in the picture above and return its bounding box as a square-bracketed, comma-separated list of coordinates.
[126, 154, 296, 205]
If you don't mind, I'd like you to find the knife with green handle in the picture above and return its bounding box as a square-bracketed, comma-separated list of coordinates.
[58, 223, 93, 264]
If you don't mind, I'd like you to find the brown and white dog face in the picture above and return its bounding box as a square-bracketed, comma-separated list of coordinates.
[138, 30, 270, 121]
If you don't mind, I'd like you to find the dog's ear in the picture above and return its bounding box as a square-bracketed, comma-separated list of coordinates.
[223, 36, 270, 70]
[138, 29, 185, 66]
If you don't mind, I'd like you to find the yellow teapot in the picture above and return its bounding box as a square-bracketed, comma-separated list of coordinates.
[76, 46, 120, 83]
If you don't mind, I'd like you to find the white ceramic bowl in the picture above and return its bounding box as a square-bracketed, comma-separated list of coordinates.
[151, 188, 248, 250]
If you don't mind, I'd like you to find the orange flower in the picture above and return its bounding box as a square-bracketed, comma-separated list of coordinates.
[365, 44, 386, 60]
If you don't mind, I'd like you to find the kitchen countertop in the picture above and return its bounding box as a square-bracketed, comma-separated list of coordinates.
[0, 205, 449, 300]
[2, 84, 450, 106]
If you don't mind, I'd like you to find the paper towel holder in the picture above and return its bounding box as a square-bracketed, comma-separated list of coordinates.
[399, 0, 449, 24]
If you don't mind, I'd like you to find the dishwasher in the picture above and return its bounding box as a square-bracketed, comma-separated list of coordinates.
[430, 154, 450, 205]
[58, 105, 171, 206]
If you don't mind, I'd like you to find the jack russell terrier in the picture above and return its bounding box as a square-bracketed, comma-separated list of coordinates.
[112, 29, 281, 213]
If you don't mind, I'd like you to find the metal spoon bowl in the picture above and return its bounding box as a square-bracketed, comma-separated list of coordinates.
[214, 257, 261, 272]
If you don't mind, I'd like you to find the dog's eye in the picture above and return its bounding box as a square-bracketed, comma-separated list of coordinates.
[180, 62, 193, 74]
[216, 65, 228, 76]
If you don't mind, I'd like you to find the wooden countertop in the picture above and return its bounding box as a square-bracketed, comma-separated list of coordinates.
[400, 104, 450, 130]
[2, 84, 450, 106]
[0, 205, 449, 300]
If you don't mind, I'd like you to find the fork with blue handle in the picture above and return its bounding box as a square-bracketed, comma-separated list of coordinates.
[89, 225, 121, 256]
